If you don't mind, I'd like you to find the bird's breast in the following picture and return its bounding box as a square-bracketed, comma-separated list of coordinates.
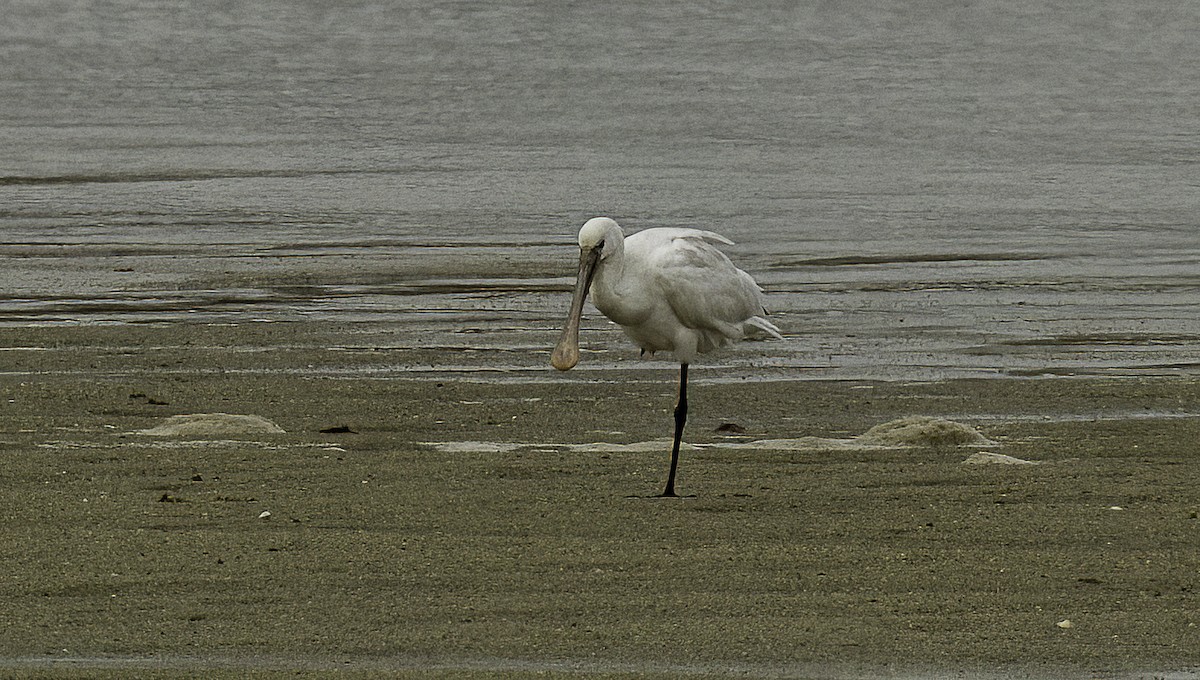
[590, 283, 643, 327]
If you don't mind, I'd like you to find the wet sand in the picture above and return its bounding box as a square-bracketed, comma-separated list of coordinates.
[2, 323, 1199, 678]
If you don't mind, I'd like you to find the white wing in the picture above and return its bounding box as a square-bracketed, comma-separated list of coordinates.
[648, 232, 772, 351]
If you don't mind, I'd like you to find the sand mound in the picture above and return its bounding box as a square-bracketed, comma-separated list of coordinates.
[567, 439, 699, 454]
[712, 437, 867, 451]
[139, 413, 286, 437]
[423, 439, 700, 454]
[859, 416, 993, 447]
[424, 441, 524, 454]
[962, 451, 1039, 465]
[420, 417, 994, 455]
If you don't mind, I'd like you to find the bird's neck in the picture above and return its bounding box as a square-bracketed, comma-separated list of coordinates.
[591, 249, 638, 323]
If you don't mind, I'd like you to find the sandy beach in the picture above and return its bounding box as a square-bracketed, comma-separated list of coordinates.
[2, 322, 1198, 678]
[4, 2, 1200, 676]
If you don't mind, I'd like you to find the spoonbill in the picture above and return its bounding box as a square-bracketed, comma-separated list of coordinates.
[551, 216, 783, 497]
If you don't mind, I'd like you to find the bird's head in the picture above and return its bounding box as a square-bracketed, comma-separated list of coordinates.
[551, 217, 624, 371]
[577, 216, 624, 260]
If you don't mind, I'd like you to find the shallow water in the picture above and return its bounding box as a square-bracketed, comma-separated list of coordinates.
[2, 1, 1198, 382]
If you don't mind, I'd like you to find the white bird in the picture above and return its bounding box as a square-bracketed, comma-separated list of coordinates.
[551, 216, 783, 497]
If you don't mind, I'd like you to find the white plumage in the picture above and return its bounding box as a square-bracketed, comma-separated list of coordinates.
[551, 216, 782, 496]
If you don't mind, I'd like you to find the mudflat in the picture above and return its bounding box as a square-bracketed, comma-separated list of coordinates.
[1, 323, 1198, 678]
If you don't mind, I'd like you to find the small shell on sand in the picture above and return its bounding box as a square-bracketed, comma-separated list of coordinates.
[859, 416, 994, 447]
[138, 413, 286, 437]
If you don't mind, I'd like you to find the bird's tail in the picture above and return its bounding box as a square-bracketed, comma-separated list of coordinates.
[744, 315, 784, 340]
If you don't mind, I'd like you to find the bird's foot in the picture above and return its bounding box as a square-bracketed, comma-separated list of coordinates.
[623, 491, 696, 499]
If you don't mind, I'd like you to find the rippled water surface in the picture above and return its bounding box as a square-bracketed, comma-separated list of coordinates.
[2, 1, 1198, 382]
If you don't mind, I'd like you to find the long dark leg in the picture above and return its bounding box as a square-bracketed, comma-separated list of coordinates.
[661, 363, 688, 497]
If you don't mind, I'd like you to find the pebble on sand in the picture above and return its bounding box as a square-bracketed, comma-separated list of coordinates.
[138, 413, 286, 437]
